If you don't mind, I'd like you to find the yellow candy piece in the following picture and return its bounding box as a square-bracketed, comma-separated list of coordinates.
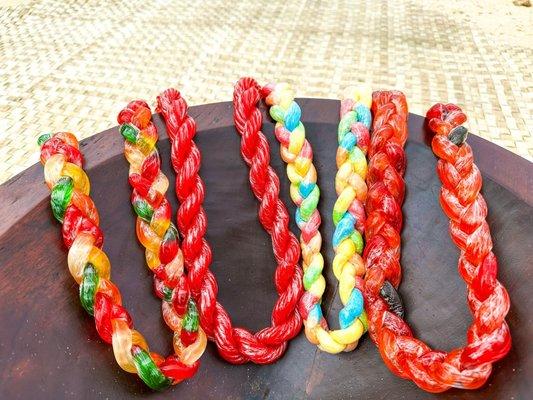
[294, 156, 311, 177]
[136, 219, 162, 254]
[333, 239, 356, 279]
[351, 147, 368, 179]
[174, 328, 207, 365]
[335, 186, 357, 216]
[145, 249, 161, 270]
[131, 329, 149, 352]
[339, 263, 357, 304]
[316, 327, 346, 354]
[44, 154, 66, 188]
[68, 233, 94, 284]
[87, 245, 111, 281]
[162, 302, 182, 332]
[124, 141, 144, 173]
[150, 214, 171, 238]
[278, 86, 294, 109]
[287, 164, 303, 184]
[330, 320, 364, 345]
[342, 86, 372, 108]
[151, 172, 169, 197]
[288, 123, 305, 155]
[280, 145, 297, 163]
[111, 319, 137, 373]
[62, 162, 90, 195]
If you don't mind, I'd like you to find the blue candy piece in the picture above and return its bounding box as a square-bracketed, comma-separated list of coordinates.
[299, 181, 316, 198]
[339, 288, 364, 329]
[340, 130, 357, 151]
[285, 101, 301, 132]
[308, 303, 323, 324]
[295, 207, 304, 226]
[332, 213, 356, 248]
[355, 103, 372, 129]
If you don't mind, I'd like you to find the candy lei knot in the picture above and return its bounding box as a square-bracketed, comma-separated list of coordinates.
[263, 83, 371, 353]
[39, 132, 202, 390]
[156, 86, 304, 364]
[117, 100, 207, 367]
[363, 93, 511, 392]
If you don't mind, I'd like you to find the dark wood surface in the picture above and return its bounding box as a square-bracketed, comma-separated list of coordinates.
[0, 99, 531, 399]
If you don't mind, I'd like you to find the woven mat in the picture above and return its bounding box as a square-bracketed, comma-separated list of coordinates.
[1, 0, 532, 183]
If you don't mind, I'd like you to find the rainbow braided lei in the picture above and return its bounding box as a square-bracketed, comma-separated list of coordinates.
[263, 83, 371, 353]
[38, 132, 203, 390]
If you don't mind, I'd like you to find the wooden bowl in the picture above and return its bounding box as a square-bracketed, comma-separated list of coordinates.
[0, 99, 531, 399]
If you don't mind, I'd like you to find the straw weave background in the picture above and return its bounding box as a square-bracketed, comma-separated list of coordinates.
[1, 0, 532, 183]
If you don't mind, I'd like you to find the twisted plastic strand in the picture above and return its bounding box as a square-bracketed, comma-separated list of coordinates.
[155, 87, 303, 364]
[38, 132, 203, 390]
[117, 100, 207, 369]
[363, 93, 511, 392]
[263, 83, 371, 353]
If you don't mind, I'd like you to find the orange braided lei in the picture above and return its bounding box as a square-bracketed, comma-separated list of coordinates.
[363, 93, 511, 392]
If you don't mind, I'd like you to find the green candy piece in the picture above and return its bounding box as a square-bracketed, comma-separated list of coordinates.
[338, 111, 356, 141]
[80, 263, 99, 315]
[37, 133, 52, 146]
[133, 199, 154, 222]
[303, 262, 323, 290]
[132, 347, 171, 390]
[349, 146, 366, 164]
[359, 310, 369, 333]
[350, 231, 364, 254]
[269, 105, 285, 123]
[162, 286, 173, 302]
[182, 299, 199, 332]
[120, 124, 138, 143]
[332, 209, 344, 226]
[299, 185, 320, 221]
[51, 177, 74, 222]
[163, 223, 178, 242]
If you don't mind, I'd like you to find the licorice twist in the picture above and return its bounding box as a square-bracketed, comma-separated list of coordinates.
[155, 86, 303, 364]
[38, 132, 204, 390]
[363, 92, 511, 392]
[262, 83, 371, 353]
[117, 100, 207, 368]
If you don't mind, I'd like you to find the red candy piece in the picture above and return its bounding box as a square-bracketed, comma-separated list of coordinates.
[159, 357, 199, 382]
[62, 205, 103, 248]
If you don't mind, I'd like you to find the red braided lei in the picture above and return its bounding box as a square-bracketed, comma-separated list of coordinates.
[363, 92, 511, 392]
[154, 85, 303, 364]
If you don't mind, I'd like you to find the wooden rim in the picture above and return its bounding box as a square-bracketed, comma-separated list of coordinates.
[1, 98, 531, 238]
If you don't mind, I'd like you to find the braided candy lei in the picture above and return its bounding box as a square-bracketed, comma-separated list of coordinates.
[38, 133, 205, 390]
[262, 83, 374, 353]
[153, 86, 303, 364]
[117, 100, 206, 370]
[363, 93, 511, 392]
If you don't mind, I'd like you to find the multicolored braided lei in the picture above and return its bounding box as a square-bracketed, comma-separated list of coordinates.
[38, 132, 204, 390]
[117, 100, 207, 371]
[363, 93, 511, 392]
[262, 82, 372, 353]
[152, 86, 304, 364]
